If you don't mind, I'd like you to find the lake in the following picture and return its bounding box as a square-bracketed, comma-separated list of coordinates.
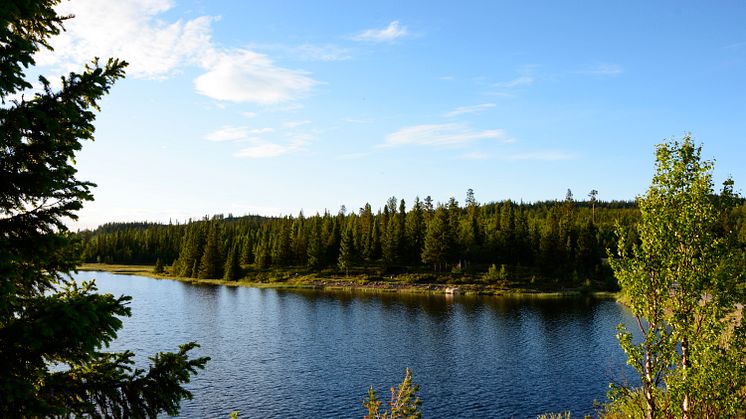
[76, 271, 634, 418]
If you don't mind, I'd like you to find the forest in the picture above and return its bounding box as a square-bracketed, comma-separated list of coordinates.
[77, 189, 746, 290]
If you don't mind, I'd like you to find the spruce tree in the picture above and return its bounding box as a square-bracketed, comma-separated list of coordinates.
[421, 206, 451, 271]
[0, 2, 207, 415]
[338, 222, 354, 276]
[223, 242, 241, 281]
[198, 222, 223, 279]
[153, 257, 164, 274]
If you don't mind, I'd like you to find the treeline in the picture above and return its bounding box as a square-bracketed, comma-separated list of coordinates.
[78, 190, 651, 287]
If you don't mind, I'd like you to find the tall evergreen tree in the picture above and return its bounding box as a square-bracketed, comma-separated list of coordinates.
[0, 2, 207, 415]
[223, 242, 241, 281]
[198, 222, 223, 279]
[359, 203, 374, 267]
[338, 222, 354, 276]
[421, 206, 451, 271]
[405, 197, 426, 264]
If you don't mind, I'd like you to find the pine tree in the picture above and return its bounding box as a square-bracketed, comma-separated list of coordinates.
[223, 242, 241, 281]
[0, 2, 207, 415]
[306, 218, 324, 269]
[363, 368, 422, 419]
[198, 222, 223, 279]
[405, 197, 426, 264]
[359, 203, 374, 267]
[421, 206, 451, 271]
[153, 257, 165, 274]
[239, 233, 254, 265]
[338, 222, 354, 276]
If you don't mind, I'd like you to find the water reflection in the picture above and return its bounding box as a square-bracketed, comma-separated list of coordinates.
[79, 272, 632, 418]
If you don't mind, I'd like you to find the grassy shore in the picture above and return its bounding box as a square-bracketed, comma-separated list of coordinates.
[77, 263, 619, 298]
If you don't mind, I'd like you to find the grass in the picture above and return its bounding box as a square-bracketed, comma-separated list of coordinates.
[77, 263, 620, 299]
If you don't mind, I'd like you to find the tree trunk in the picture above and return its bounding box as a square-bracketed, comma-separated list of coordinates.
[644, 351, 655, 419]
[682, 336, 689, 419]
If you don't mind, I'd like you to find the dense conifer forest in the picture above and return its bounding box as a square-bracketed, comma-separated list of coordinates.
[77, 189, 746, 289]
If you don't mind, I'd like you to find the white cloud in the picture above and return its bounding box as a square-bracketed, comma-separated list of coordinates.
[250, 127, 275, 134]
[234, 134, 311, 159]
[292, 44, 351, 61]
[352, 21, 408, 43]
[37, 0, 213, 79]
[284, 120, 312, 129]
[493, 76, 534, 88]
[205, 126, 249, 142]
[205, 126, 274, 141]
[37, 1, 319, 104]
[723, 41, 746, 50]
[235, 143, 291, 158]
[194, 50, 317, 104]
[444, 103, 496, 117]
[242, 112, 258, 118]
[383, 124, 512, 148]
[580, 63, 624, 77]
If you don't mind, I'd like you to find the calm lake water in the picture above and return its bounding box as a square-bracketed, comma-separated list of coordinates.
[76, 271, 634, 418]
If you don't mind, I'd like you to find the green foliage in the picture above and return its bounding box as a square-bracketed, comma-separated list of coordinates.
[153, 257, 164, 274]
[198, 221, 223, 279]
[338, 221, 354, 275]
[421, 206, 452, 271]
[78, 193, 665, 289]
[608, 136, 746, 418]
[223, 242, 241, 281]
[0, 1, 208, 415]
[363, 368, 422, 419]
[483, 263, 508, 283]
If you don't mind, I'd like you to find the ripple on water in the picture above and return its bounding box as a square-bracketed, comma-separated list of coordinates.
[79, 272, 632, 418]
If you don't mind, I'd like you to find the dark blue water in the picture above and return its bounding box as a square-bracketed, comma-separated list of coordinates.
[76, 271, 633, 418]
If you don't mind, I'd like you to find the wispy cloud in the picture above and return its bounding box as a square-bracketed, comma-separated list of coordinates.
[234, 134, 312, 159]
[195, 49, 317, 104]
[383, 124, 512, 148]
[235, 143, 292, 158]
[38, 1, 319, 105]
[579, 63, 624, 77]
[444, 103, 496, 117]
[493, 76, 534, 88]
[292, 44, 351, 61]
[284, 120, 312, 129]
[204, 126, 276, 142]
[723, 41, 746, 50]
[250, 127, 275, 134]
[352, 21, 409, 43]
[36, 0, 213, 79]
[205, 126, 249, 142]
[250, 42, 351, 62]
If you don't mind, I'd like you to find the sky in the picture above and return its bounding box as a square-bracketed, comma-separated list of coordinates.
[25, 0, 746, 229]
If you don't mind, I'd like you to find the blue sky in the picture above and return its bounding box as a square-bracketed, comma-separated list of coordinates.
[29, 1, 746, 229]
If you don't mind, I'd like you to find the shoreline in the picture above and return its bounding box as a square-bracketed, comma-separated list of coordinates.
[77, 263, 619, 299]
